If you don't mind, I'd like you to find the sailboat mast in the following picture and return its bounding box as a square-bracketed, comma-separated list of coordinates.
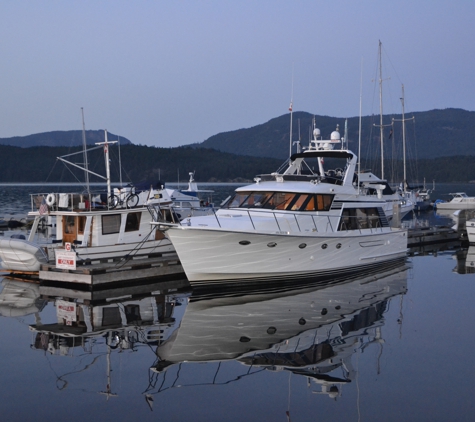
[81, 108, 90, 195]
[393, 84, 414, 193]
[401, 84, 407, 192]
[378, 40, 385, 180]
[358, 57, 363, 181]
[289, 66, 294, 158]
[289, 103, 293, 158]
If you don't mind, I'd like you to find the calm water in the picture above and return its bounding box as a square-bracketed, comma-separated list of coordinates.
[1, 184, 475, 422]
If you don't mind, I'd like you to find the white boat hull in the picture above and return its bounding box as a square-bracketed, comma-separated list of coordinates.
[0, 238, 49, 272]
[0, 237, 174, 273]
[467, 219, 475, 244]
[436, 202, 475, 210]
[166, 227, 408, 283]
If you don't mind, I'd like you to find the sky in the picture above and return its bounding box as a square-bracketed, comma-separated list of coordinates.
[0, 1, 474, 148]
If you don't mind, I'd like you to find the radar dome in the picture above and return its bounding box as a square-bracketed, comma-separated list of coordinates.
[331, 131, 341, 141]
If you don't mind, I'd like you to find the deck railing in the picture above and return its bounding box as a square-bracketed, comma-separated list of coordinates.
[180, 208, 386, 235]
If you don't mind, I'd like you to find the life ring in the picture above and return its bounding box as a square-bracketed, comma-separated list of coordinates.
[46, 194, 56, 206]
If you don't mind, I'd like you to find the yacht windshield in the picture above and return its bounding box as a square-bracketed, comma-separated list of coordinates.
[222, 191, 334, 212]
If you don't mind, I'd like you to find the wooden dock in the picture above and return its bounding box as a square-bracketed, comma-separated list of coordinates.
[39, 253, 185, 286]
[407, 226, 460, 247]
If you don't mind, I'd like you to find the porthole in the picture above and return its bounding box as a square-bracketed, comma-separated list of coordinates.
[336, 243, 342, 249]
[267, 242, 277, 248]
[298, 243, 307, 249]
[299, 318, 306, 325]
[321, 243, 328, 249]
[239, 336, 251, 343]
[239, 240, 251, 245]
[267, 327, 277, 335]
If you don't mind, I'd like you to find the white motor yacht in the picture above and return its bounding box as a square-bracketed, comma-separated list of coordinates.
[436, 192, 475, 211]
[156, 125, 408, 284]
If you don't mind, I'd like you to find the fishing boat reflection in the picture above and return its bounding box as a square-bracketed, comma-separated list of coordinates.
[147, 260, 409, 401]
[29, 281, 191, 356]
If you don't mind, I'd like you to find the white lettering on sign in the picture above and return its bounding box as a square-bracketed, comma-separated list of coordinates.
[55, 250, 77, 270]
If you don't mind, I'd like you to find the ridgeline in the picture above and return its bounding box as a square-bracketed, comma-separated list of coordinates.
[0, 108, 473, 183]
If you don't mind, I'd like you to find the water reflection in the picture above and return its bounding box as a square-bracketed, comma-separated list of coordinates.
[149, 262, 408, 401]
[0, 262, 409, 407]
[453, 246, 475, 274]
[0, 279, 47, 317]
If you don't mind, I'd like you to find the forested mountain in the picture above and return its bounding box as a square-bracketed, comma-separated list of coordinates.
[0, 144, 281, 184]
[0, 130, 131, 148]
[196, 108, 475, 160]
[0, 143, 474, 184]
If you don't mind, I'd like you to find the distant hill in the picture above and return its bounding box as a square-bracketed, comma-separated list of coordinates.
[196, 108, 475, 160]
[0, 130, 132, 148]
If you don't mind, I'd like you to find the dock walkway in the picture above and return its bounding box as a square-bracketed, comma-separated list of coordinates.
[39, 253, 184, 286]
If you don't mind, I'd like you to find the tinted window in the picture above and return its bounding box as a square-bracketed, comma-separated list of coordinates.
[102, 214, 121, 235]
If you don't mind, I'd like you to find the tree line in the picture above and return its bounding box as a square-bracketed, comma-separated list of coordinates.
[0, 144, 472, 184]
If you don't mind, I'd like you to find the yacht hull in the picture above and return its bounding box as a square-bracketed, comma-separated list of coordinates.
[166, 227, 408, 284]
[467, 219, 475, 244]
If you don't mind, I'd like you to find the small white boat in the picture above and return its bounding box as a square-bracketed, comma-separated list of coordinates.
[165, 172, 215, 220]
[436, 192, 475, 210]
[0, 131, 175, 274]
[356, 171, 414, 220]
[156, 123, 408, 284]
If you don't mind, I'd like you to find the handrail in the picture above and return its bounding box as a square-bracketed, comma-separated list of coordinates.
[205, 209, 386, 235]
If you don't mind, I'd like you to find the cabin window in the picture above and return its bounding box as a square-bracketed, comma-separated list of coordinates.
[125, 212, 141, 232]
[102, 214, 121, 235]
[77, 216, 87, 234]
[243, 192, 274, 208]
[338, 208, 382, 231]
[64, 216, 76, 234]
[262, 192, 292, 210]
[359, 207, 381, 229]
[226, 192, 250, 208]
[317, 195, 333, 211]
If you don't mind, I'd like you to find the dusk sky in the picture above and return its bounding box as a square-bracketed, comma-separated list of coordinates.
[1, 1, 473, 148]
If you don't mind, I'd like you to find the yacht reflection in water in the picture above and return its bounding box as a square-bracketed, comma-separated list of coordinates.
[148, 260, 409, 400]
[453, 246, 475, 274]
[1, 259, 408, 406]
